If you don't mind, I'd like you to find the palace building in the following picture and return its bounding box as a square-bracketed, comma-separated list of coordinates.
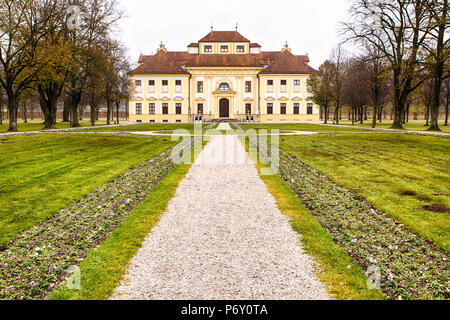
[128, 31, 319, 123]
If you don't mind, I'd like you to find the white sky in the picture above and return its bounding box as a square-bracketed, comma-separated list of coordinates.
[116, 0, 351, 69]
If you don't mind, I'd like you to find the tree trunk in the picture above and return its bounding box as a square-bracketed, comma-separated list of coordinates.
[7, 96, 19, 132]
[69, 91, 81, 127]
[372, 106, 377, 128]
[63, 96, 70, 122]
[445, 100, 449, 126]
[38, 84, 61, 129]
[106, 101, 112, 125]
[22, 102, 27, 123]
[324, 105, 328, 124]
[392, 89, 406, 129]
[116, 101, 120, 124]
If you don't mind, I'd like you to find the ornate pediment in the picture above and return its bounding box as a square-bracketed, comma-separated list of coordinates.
[264, 96, 276, 101]
[278, 96, 289, 101]
[160, 96, 171, 101]
[174, 96, 185, 101]
[212, 78, 237, 95]
[292, 96, 303, 101]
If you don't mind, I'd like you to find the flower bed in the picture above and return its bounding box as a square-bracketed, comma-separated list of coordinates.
[244, 130, 449, 300]
[0, 150, 175, 300]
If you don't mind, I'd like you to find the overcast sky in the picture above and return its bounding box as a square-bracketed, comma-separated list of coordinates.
[116, 0, 351, 69]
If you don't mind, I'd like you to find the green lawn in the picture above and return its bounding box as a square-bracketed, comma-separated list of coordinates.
[0, 134, 177, 245]
[239, 123, 371, 132]
[337, 120, 450, 133]
[279, 133, 450, 252]
[85, 123, 208, 133]
[0, 120, 119, 133]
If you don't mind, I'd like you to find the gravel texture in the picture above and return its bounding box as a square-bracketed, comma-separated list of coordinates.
[111, 132, 329, 300]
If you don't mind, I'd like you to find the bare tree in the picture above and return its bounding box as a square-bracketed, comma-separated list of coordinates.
[343, 0, 435, 129]
[423, 0, 449, 131]
[342, 58, 370, 125]
[330, 44, 346, 124]
[307, 61, 334, 124]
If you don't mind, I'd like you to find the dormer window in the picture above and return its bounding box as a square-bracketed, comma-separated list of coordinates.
[237, 45, 245, 53]
[204, 45, 212, 53]
[220, 45, 228, 53]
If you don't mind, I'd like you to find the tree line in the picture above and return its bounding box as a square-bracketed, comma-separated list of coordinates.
[0, 0, 130, 132]
[308, 0, 449, 131]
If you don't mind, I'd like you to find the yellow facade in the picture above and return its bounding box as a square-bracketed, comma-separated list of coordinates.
[128, 31, 320, 123]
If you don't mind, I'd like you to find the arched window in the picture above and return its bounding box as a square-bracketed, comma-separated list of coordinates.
[219, 83, 230, 92]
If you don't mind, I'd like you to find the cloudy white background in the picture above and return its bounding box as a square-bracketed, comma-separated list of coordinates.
[116, 0, 351, 68]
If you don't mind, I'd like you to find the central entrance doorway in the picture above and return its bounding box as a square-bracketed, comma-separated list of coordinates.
[219, 98, 230, 118]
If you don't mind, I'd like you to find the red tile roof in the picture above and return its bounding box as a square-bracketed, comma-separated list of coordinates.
[250, 43, 261, 48]
[185, 54, 263, 67]
[130, 50, 188, 74]
[133, 49, 314, 74]
[199, 31, 250, 43]
[187, 43, 199, 47]
[259, 50, 316, 74]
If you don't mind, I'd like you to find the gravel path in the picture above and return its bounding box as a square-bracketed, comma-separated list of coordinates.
[111, 132, 330, 300]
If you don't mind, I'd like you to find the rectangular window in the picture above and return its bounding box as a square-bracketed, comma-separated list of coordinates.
[245, 81, 252, 93]
[135, 80, 142, 92]
[280, 103, 287, 115]
[204, 45, 212, 53]
[267, 103, 273, 115]
[307, 103, 313, 115]
[197, 103, 203, 115]
[220, 45, 228, 53]
[197, 81, 203, 93]
[135, 103, 142, 115]
[246, 104, 252, 116]
[267, 80, 274, 93]
[149, 103, 155, 115]
[149, 120, 155, 123]
[175, 80, 182, 93]
[294, 80, 300, 92]
[162, 80, 168, 93]
[176, 103, 182, 115]
[237, 45, 245, 53]
[280, 80, 287, 93]
[148, 80, 155, 93]
[162, 103, 169, 115]
[293, 103, 300, 115]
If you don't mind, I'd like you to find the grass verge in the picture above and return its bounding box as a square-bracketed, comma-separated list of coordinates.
[280, 133, 450, 253]
[0, 134, 176, 245]
[48, 161, 192, 300]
